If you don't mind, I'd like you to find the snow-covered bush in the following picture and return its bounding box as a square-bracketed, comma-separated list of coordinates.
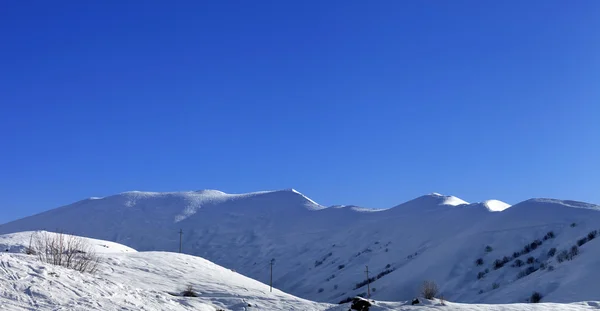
[421, 280, 438, 299]
[547, 247, 557, 257]
[30, 231, 100, 273]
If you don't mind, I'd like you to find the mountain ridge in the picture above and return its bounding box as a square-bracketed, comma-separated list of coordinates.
[1, 189, 600, 305]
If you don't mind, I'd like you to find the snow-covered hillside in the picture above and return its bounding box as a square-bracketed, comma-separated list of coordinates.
[2, 190, 600, 306]
[0, 232, 328, 311]
[1, 232, 599, 311]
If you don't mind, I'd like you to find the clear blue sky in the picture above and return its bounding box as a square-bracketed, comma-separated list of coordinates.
[1, 1, 599, 224]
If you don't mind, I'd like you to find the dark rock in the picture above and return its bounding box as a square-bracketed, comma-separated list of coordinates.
[350, 297, 372, 311]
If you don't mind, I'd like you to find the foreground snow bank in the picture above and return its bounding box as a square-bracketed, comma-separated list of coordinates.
[2, 251, 600, 311]
[0, 250, 328, 311]
[1, 232, 600, 310]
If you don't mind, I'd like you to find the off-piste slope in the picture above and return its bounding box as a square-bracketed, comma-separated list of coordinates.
[1, 232, 599, 311]
[2, 190, 600, 305]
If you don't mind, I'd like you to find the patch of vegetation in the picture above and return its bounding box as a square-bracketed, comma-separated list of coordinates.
[493, 259, 505, 270]
[492, 283, 500, 290]
[475, 258, 484, 266]
[354, 277, 376, 290]
[543, 231, 555, 240]
[338, 264, 345, 270]
[512, 259, 524, 267]
[570, 245, 579, 257]
[421, 280, 438, 299]
[485, 245, 493, 252]
[376, 267, 396, 280]
[530, 291, 543, 303]
[588, 230, 598, 240]
[315, 252, 334, 267]
[547, 247, 556, 257]
[517, 266, 538, 279]
[182, 285, 198, 297]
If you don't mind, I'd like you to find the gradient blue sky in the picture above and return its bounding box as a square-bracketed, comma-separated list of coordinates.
[1, 1, 599, 224]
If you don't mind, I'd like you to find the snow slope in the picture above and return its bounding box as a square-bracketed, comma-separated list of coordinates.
[1, 190, 600, 306]
[0, 233, 328, 311]
[0, 231, 136, 254]
[1, 232, 599, 311]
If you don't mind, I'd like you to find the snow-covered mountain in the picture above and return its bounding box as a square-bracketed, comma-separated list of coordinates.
[2, 189, 600, 305]
[1, 232, 598, 311]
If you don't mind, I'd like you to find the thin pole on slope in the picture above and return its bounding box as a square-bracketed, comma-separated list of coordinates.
[365, 265, 371, 299]
[179, 229, 183, 253]
[270, 258, 275, 292]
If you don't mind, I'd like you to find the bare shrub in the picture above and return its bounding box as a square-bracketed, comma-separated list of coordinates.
[477, 271, 486, 279]
[569, 245, 579, 259]
[421, 280, 438, 299]
[557, 250, 569, 263]
[530, 291, 542, 303]
[513, 259, 524, 267]
[182, 284, 198, 297]
[588, 230, 598, 240]
[30, 231, 100, 273]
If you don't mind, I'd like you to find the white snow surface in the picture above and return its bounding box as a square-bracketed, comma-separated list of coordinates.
[2, 189, 600, 307]
[0, 231, 136, 254]
[482, 200, 511, 212]
[1, 233, 599, 311]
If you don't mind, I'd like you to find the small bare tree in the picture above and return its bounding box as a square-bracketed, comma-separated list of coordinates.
[30, 231, 100, 273]
[421, 280, 438, 299]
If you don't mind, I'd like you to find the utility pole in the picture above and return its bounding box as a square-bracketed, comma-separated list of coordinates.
[365, 265, 371, 299]
[179, 229, 183, 253]
[270, 258, 275, 292]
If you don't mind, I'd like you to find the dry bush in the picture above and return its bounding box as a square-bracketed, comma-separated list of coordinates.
[182, 284, 198, 297]
[421, 280, 438, 299]
[30, 231, 100, 273]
